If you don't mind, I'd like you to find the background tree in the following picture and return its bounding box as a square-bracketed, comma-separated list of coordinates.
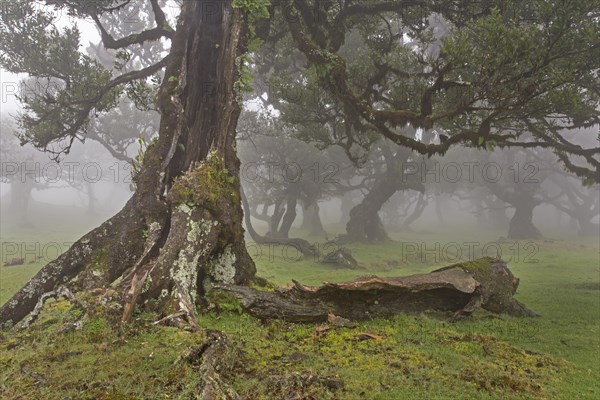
[1, 119, 45, 227]
[276, 0, 599, 181]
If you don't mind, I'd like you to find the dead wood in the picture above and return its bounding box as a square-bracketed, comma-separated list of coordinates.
[221, 257, 537, 322]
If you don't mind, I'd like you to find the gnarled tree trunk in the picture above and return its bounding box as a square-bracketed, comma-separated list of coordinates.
[301, 200, 326, 236]
[346, 171, 423, 242]
[401, 193, 428, 230]
[345, 180, 393, 242]
[345, 147, 422, 242]
[276, 190, 299, 239]
[0, 3, 541, 336]
[508, 200, 541, 239]
[0, 0, 256, 329]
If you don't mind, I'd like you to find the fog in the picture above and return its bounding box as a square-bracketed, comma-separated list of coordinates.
[0, 2, 599, 397]
[3, 109, 596, 244]
[1, 0, 598, 261]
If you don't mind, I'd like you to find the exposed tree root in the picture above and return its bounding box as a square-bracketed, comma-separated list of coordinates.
[20, 363, 48, 386]
[222, 257, 537, 322]
[176, 329, 239, 399]
[322, 247, 359, 269]
[19, 286, 84, 330]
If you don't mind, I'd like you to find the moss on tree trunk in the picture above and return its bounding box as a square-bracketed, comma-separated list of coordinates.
[0, 0, 256, 329]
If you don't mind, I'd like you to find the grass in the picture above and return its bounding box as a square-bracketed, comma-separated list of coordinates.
[0, 204, 598, 399]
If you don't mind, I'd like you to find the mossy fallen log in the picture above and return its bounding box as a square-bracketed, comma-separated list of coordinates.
[221, 257, 537, 322]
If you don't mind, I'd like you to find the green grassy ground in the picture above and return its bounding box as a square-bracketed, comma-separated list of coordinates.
[0, 205, 598, 399]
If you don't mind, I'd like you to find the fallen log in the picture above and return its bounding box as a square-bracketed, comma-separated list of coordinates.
[221, 257, 537, 322]
[3, 258, 25, 267]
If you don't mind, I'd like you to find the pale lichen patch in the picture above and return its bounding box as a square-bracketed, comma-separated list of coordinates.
[171, 249, 201, 304]
[187, 219, 213, 243]
[178, 203, 194, 215]
[170, 216, 215, 305]
[204, 245, 237, 292]
[148, 221, 162, 233]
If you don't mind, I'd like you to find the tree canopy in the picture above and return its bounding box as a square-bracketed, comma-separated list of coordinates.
[2, 1, 598, 180]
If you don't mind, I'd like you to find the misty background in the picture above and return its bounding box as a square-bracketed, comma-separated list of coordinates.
[1, 2, 598, 259]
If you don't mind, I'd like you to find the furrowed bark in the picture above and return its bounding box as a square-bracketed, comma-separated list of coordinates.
[0, 0, 256, 329]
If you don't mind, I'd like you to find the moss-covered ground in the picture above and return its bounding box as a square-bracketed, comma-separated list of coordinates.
[0, 206, 598, 399]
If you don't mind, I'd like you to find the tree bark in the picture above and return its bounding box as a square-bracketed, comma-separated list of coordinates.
[345, 186, 392, 242]
[508, 201, 541, 239]
[224, 257, 537, 321]
[277, 191, 298, 238]
[301, 200, 326, 236]
[0, 0, 256, 329]
[345, 172, 422, 242]
[345, 147, 422, 242]
[488, 176, 542, 240]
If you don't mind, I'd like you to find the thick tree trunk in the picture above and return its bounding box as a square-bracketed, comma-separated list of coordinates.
[489, 178, 542, 240]
[508, 201, 541, 239]
[345, 171, 406, 242]
[345, 193, 391, 242]
[277, 192, 298, 238]
[0, 0, 256, 329]
[345, 147, 422, 242]
[301, 200, 326, 236]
